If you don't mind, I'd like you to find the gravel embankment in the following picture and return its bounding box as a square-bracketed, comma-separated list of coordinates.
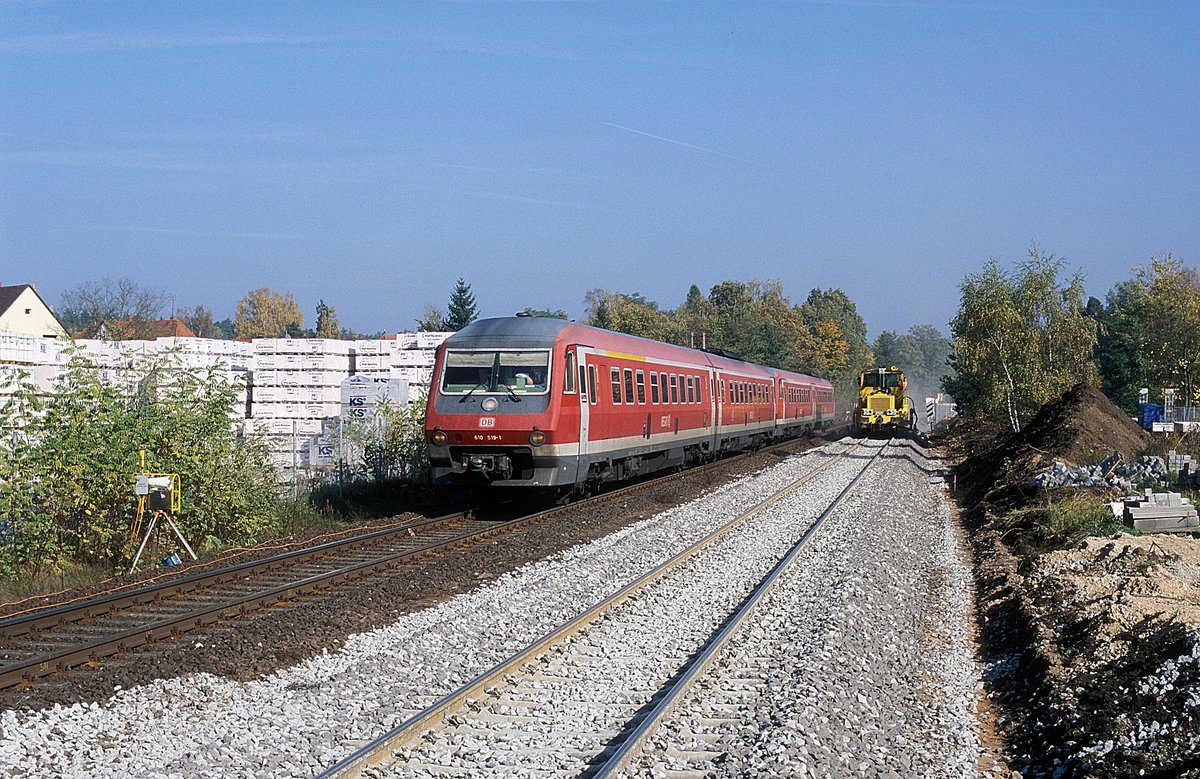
[0, 438, 993, 778]
[621, 442, 992, 779]
[360, 443, 875, 776]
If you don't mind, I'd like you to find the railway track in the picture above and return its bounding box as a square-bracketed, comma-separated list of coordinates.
[317, 437, 889, 779]
[0, 435, 828, 692]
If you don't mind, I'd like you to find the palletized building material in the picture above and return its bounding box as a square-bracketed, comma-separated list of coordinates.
[254, 352, 351, 371]
[253, 385, 341, 403]
[391, 365, 432, 384]
[252, 369, 345, 387]
[392, 348, 437, 367]
[250, 401, 341, 419]
[352, 354, 389, 371]
[416, 331, 452, 349]
[252, 337, 351, 356]
[246, 418, 325, 437]
[0, 332, 36, 364]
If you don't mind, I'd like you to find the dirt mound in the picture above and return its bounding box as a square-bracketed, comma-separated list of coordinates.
[955, 383, 1153, 512]
[1017, 382, 1153, 466]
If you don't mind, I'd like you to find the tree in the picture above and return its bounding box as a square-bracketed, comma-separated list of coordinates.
[1127, 255, 1200, 406]
[214, 318, 236, 339]
[315, 300, 341, 338]
[584, 289, 676, 342]
[944, 249, 1098, 433]
[521, 307, 569, 319]
[445, 278, 478, 331]
[176, 305, 217, 338]
[1094, 282, 1152, 414]
[799, 288, 872, 384]
[416, 305, 449, 332]
[234, 288, 304, 339]
[873, 325, 952, 405]
[872, 330, 903, 367]
[57, 277, 168, 335]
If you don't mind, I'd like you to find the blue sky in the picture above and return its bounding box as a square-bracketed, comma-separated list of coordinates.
[2, 1, 1197, 338]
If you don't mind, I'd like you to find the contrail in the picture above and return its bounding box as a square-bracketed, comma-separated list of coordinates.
[602, 122, 761, 166]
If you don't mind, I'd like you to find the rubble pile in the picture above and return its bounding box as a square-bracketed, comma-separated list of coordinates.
[1031, 453, 1171, 492]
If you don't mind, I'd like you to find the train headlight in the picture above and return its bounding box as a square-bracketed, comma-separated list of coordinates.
[885, 409, 898, 416]
[430, 428, 449, 446]
[529, 429, 546, 447]
[861, 410, 874, 417]
[482, 397, 499, 412]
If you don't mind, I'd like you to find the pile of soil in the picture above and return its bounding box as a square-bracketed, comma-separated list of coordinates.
[955, 383, 1153, 514]
[954, 384, 1200, 777]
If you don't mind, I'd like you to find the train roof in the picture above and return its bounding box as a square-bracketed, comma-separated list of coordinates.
[444, 316, 831, 386]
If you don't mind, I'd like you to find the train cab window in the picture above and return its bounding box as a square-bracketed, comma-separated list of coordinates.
[623, 368, 635, 404]
[611, 367, 622, 404]
[650, 372, 660, 404]
[670, 375, 679, 404]
[441, 349, 550, 395]
[588, 365, 598, 405]
[578, 365, 587, 400]
[636, 370, 646, 404]
[564, 352, 577, 394]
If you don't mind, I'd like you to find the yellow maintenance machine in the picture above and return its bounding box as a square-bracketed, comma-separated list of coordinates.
[854, 365, 916, 436]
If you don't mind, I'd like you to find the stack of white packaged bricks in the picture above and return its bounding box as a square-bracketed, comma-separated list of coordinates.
[250, 338, 352, 469]
[0, 333, 60, 400]
[387, 331, 450, 390]
[349, 339, 395, 378]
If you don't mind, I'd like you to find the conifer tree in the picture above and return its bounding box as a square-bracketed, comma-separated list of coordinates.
[445, 278, 478, 331]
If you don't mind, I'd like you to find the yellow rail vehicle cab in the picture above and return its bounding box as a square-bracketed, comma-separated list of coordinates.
[855, 365, 916, 435]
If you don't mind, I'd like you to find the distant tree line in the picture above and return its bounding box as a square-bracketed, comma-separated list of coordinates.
[943, 246, 1200, 434]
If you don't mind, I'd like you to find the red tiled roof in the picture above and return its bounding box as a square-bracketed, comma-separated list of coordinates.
[75, 317, 196, 340]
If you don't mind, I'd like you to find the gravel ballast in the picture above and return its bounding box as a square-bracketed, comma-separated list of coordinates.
[0, 439, 990, 778]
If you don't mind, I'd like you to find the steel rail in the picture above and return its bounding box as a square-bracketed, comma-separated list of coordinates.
[0, 514, 468, 638]
[0, 432, 838, 692]
[0, 512, 538, 689]
[590, 438, 894, 777]
[315, 438, 867, 779]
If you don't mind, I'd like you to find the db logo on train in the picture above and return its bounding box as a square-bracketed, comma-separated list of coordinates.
[478, 417, 496, 428]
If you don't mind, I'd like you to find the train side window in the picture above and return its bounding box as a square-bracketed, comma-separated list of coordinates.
[670, 374, 679, 404]
[687, 376, 695, 404]
[650, 372, 660, 404]
[635, 370, 646, 404]
[623, 368, 634, 404]
[610, 367, 622, 404]
[564, 352, 577, 394]
[588, 365, 598, 404]
[578, 365, 587, 399]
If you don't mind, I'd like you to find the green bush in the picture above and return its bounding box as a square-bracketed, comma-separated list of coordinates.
[0, 347, 282, 574]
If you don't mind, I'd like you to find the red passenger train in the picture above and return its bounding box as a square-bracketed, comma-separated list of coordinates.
[424, 315, 835, 496]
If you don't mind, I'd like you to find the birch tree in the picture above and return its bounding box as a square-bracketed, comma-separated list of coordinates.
[946, 249, 1098, 433]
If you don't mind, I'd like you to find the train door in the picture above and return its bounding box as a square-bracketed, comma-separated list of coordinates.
[575, 347, 596, 474]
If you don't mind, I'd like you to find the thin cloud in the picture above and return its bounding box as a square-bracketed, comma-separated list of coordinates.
[87, 225, 301, 241]
[602, 122, 762, 167]
[0, 149, 204, 171]
[0, 30, 385, 55]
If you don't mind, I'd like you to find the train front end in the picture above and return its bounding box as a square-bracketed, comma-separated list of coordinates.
[853, 365, 915, 435]
[425, 318, 576, 488]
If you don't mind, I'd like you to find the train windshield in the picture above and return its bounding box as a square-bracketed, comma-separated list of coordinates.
[862, 372, 902, 389]
[441, 349, 551, 395]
